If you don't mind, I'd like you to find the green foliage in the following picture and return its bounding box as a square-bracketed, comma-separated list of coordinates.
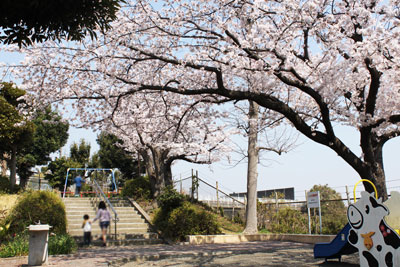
[0, 83, 27, 143]
[0, 84, 68, 189]
[0, 233, 28, 257]
[97, 132, 142, 182]
[89, 152, 101, 168]
[154, 202, 221, 242]
[0, 82, 35, 158]
[218, 206, 224, 217]
[45, 157, 81, 190]
[309, 184, 347, 234]
[233, 213, 244, 225]
[157, 186, 185, 213]
[0, 0, 123, 46]
[70, 139, 91, 165]
[0, 175, 10, 193]
[48, 234, 77, 255]
[0, 219, 11, 240]
[153, 188, 221, 242]
[28, 106, 69, 165]
[121, 176, 151, 200]
[6, 191, 66, 237]
[0, 176, 20, 194]
[270, 207, 308, 234]
[0, 233, 77, 258]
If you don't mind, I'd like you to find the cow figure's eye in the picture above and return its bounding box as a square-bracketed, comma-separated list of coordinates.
[365, 205, 370, 214]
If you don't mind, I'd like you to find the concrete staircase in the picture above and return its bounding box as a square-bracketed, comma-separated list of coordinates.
[63, 197, 162, 246]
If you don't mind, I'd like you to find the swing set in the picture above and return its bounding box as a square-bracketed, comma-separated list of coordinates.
[62, 168, 118, 198]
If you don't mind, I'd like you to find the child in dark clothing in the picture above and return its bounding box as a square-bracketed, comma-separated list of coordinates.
[82, 214, 92, 246]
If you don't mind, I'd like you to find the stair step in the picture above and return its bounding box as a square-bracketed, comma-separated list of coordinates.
[68, 222, 148, 228]
[64, 197, 162, 244]
[67, 217, 144, 223]
[68, 228, 150, 236]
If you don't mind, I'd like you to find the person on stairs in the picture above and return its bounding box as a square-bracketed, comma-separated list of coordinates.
[82, 214, 92, 246]
[93, 201, 111, 246]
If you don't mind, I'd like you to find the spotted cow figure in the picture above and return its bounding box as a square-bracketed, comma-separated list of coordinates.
[347, 191, 400, 267]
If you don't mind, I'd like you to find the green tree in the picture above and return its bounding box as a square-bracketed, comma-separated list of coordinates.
[0, 0, 123, 46]
[17, 106, 69, 188]
[88, 152, 101, 168]
[45, 140, 98, 191]
[70, 139, 90, 165]
[45, 157, 81, 191]
[0, 82, 34, 189]
[97, 132, 141, 180]
[309, 184, 347, 234]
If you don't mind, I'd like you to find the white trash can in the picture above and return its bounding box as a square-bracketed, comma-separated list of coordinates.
[27, 224, 52, 266]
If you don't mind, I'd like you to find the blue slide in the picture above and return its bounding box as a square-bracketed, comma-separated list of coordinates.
[313, 223, 357, 261]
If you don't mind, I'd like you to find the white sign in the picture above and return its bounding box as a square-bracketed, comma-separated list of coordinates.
[307, 191, 320, 209]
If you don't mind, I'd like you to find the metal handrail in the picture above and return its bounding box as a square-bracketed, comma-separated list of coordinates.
[92, 179, 119, 239]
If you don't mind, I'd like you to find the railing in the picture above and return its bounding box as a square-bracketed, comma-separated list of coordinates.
[91, 179, 119, 239]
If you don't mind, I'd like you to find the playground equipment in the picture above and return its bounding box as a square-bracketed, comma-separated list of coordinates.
[314, 179, 400, 266]
[313, 223, 357, 261]
[62, 168, 118, 198]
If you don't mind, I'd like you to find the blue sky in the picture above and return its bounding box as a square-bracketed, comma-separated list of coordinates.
[2, 49, 400, 202]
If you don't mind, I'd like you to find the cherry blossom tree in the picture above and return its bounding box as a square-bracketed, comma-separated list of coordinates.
[5, 42, 232, 197]
[7, 0, 400, 201]
[98, 92, 232, 197]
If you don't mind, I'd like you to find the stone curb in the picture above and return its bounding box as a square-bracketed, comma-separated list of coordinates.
[187, 233, 335, 245]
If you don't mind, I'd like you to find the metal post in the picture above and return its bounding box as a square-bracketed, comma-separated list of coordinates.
[318, 191, 322, 234]
[191, 169, 194, 200]
[306, 190, 311, 234]
[38, 171, 41, 191]
[115, 220, 117, 240]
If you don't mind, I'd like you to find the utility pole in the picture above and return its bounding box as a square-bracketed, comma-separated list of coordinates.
[346, 185, 351, 206]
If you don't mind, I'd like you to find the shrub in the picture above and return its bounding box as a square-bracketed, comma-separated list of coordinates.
[154, 201, 221, 242]
[233, 213, 244, 225]
[48, 234, 77, 255]
[121, 176, 151, 200]
[6, 191, 67, 238]
[156, 186, 184, 212]
[0, 233, 28, 257]
[270, 207, 308, 234]
[0, 233, 77, 258]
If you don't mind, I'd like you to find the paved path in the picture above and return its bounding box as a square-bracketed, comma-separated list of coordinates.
[0, 241, 359, 267]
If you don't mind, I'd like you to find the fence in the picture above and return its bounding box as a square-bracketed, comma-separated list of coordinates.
[172, 170, 364, 234]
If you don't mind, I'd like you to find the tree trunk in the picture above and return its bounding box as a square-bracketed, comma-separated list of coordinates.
[243, 100, 259, 234]
[362, 143, 387, 201]
[354, 133, 388, 201]
[9, 145, 17, 190]
[19, 176, 28, 189]
[141, 148, 173, 198]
